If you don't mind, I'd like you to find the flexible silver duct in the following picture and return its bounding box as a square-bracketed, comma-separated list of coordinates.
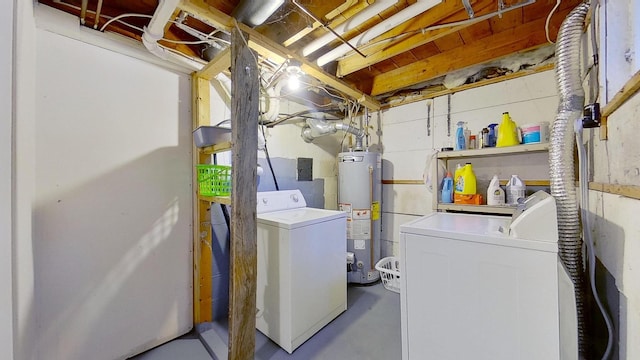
[301, 117, 365, 150]
[550, 2, 590, 357]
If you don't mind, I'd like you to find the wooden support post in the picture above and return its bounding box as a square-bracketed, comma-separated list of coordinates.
[191, 73, 213, 324]
[228, 27, 258, 360]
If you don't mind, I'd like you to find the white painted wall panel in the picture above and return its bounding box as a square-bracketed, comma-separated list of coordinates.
[34, 30, 192, 360]
[14, 1, 38, 359]
[1, 1, 14, 358]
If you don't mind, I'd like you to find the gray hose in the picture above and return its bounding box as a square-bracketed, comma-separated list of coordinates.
[550, 2, 590, 357]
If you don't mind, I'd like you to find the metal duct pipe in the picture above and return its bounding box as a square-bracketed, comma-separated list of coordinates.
[301, 117, 365, 150]
[232, 0, 285, 27]
[549, 3, 590, 357]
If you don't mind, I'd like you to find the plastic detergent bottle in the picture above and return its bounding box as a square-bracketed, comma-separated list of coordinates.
[487, 123, 498, 147]
[455, 163, 477, 194]
[455, 122, 466, 150]
[506, 174, 526, 205]
[453, 164, 464, 194]
[441, 172, 453, 203]
[496, 112, 519, 147]
[486, 175, 505, 206]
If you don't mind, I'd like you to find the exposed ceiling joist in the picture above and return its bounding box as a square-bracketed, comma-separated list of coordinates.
[196, 47, 231, 80]
[370, 6, 571, 96]
[336, 0, 488, 76]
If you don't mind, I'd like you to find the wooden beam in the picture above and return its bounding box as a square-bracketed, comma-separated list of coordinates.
[370, 8, 570, 96]
[601, 68, 640, 140]
[196, 47, 231, 80]
[179, 0, 381, 110]
[191, 73, 212, 324]
[337, 0, 484, 77]
[228, 27, 259, 360]
[383, 63, 555, 108]
[589, 182, 640, 200]
[178, 0, 233, 31]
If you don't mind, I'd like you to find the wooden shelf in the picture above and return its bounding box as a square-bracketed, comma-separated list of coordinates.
[199, 195, 232, 205]
[199, 141, 233, 154]
[437, 203, 516, 215]
[437, 143, 549, 159]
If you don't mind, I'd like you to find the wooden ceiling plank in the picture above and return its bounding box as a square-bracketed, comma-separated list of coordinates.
[432, 31, 464, 52]
[196, 47, 231, 80]
[458, 18, 493, 43]
[488, 7, 523, 33]
[370, 7, 571, 95]
[337, 20, 479, 76]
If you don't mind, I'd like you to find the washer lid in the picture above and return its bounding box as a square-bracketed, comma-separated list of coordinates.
[257, 207, 346, 229]
[400, 212, 557, 253]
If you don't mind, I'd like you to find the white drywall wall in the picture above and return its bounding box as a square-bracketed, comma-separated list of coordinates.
[33, 28, 193, 360]
[14, 1, 37, 359]
[379, 70, 558, 256]
[1, 1, 14, 358]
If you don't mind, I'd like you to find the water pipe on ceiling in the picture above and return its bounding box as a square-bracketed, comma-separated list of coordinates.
[141, 0, 204, 70]
[316, 0, 443, 66]
[301, 0, 398, 57]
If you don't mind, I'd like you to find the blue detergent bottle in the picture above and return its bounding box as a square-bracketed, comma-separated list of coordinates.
[487, 123, 498, 147]
[441, 172, 453, 203]
[455, 122, 466, 150]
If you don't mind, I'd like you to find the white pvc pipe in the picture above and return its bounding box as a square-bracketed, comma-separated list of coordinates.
[316, 0, 442, 66]
[302, 0, 398, 57]
[141, 0, 203, 70]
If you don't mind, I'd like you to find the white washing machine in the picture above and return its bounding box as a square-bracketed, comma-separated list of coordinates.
[256, 190, 347, 353]
[399, 191, 578, 360]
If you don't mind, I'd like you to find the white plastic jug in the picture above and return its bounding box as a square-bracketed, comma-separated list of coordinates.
[486, 175, 505, 206]
[506, 175, 526, 205]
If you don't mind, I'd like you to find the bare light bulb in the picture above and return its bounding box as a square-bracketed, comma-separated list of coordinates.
[285, 65, 302, 91]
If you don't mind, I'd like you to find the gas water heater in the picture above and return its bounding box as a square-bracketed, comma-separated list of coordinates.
[338, 151, 382, 284]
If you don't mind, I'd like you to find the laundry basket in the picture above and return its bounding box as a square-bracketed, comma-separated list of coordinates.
[375, 256, 400, 293]
[196, 164, 232, 196]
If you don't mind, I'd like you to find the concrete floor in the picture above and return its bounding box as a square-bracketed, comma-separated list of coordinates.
[132, 282, 401, 360]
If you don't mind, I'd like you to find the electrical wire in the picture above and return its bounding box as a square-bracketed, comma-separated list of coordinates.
[545, 0, 562, 44]
[576, 127, 614, 360]
[260, 125, 280, 191]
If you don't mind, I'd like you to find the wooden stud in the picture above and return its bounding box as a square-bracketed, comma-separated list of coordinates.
[228, 27, 259, 360]
[589, 182, 640, 201]
[191, 73, 213, 324]
[600, 69, 640, 141]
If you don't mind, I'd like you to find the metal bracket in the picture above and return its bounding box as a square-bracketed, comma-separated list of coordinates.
[498, 0, 506, 18]
[462, 0, 475, 18]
